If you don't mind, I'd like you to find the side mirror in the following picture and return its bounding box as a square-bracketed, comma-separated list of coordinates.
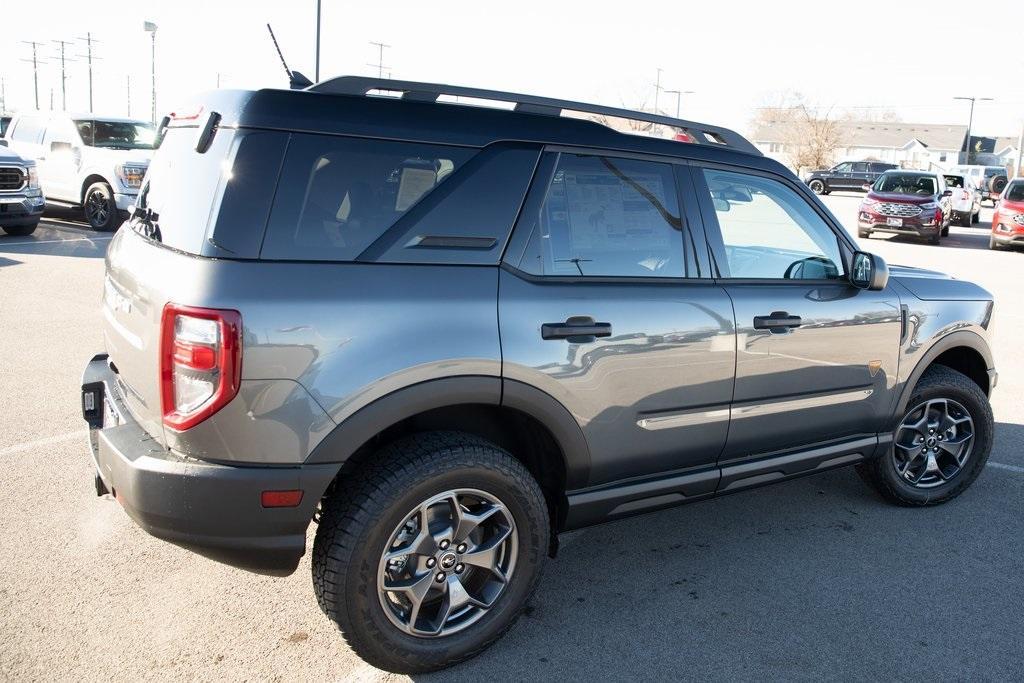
[861, 183, 872, 191]
[50, 140, 72, 153]
[941, 189, 952, 197]
[851, 251, 888, 291]
[0, 139, 7, 147]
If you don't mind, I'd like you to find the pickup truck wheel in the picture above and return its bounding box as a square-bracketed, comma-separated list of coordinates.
[1, 221, 39, 236]
[808, 179, 826, 195]
[312, 431, 549, 674]
[83, 182, 122, 231]
[857, 365, 992, 506]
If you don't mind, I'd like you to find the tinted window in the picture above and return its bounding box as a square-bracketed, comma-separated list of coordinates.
[851, 162, 868, 173]
[704, 168, 844, 280]
[519, 153, 685, 278]
[262, 135, 473, 261]
[1006, 182, 1024, 202]
[834, 162, 852, 173]
[944, 175, 965, 188]
[10, 116, 45, 143]
[75, 120, 155, 150]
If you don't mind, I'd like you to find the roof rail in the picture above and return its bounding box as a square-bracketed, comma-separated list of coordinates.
[307, 76, 762, 156]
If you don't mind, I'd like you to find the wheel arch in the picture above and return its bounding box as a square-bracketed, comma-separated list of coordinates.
[80, 173, 112, 204]
[306, 376, 591, 531]
[896, 331, 993, 418]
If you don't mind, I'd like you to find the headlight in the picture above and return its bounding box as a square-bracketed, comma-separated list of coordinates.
[116, 164, 147, 189]
[862, 197, 878, 207]
[920, 201, 939, 210]
[1014, 214, 1024, 226]
[27, 166, 39, 189]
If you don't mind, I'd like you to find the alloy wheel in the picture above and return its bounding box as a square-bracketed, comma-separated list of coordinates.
[377, 488, 517, 638]
[892, 398, 975, 488]
[85, 190, 110, 226]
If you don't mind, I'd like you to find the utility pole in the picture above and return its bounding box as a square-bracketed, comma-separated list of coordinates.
[126, 75, 131, 117]
[953, 96, 994, 164]
[368, 41, 391, 78]
[663, 89, 695, 119]
[315, 0, 322, 82]
[76, 33, 100, 113]
[20, 41, 46, 110]
[653, 68, 663, 116]
[1015, 122, 1023, 179]
[144, 21, 158, 122]
[52, 40, 76, 111]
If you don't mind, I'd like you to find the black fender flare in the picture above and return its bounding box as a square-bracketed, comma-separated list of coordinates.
[304, 376, 591, 490]
[894, 330, 993, 418]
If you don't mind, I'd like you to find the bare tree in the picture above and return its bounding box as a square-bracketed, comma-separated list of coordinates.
[752, 92, 845, 171]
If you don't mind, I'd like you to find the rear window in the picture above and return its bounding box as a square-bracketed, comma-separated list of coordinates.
[944, 175, 964, 188]
[261, 135, 474, 261]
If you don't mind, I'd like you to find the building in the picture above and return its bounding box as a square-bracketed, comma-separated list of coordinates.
[751, 119, 968, 171]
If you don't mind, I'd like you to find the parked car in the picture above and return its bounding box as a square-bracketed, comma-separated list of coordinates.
[989, 178, 1024, 250]
[858, 170, 952, 244]
[943, 173, 981, 226]
[948, 164, 1008, 206]
[3, 113, 155, 230]
[0, 140, 45, 236]
[82, 78, 997, 674]
[805, 160, 897, 195]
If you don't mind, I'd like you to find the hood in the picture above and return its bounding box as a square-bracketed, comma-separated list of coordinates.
[81, 145, 152, 166]
[889, 264, 992, 301]
[866, 191, 936, 204]
[0, 145, 30, 164]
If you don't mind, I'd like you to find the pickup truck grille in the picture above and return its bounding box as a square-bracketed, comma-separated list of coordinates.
[0, 167, 26, 192]
[876, 202, 923, 218]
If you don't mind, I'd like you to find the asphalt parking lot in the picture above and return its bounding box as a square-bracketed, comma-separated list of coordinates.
[2, 194, 1022, 681]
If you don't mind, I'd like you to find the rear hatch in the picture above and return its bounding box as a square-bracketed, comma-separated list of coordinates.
[101, 102, 250, 446]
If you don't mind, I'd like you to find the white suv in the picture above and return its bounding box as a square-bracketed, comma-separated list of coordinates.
[4, 113, 155, 230]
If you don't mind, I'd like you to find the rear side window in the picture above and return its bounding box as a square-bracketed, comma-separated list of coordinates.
[261, 135, 474, 261]
[517, 153, 686, 278]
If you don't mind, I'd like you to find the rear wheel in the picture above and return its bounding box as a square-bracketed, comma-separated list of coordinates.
[959, 212, 972, 227]
[857, 365, 992, 506]
[927, 231, 941, 245]
[83, 182, 122, 231]
[312, 432, 549, 674]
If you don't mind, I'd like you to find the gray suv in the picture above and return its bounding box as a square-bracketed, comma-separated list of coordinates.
[82, 78, 997, 674]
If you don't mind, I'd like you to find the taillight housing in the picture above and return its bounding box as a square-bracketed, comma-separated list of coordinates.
[160, 303, 242, 431]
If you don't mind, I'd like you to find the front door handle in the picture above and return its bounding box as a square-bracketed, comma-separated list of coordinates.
[753, 311, 802, 333]
[541, 316, 612, 342]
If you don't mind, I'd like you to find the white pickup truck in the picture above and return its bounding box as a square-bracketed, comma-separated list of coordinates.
[943, 173, 982, 227]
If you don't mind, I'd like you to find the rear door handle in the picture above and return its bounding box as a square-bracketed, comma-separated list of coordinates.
[753, 311, 802, 332]
[541, 316, 612, 342]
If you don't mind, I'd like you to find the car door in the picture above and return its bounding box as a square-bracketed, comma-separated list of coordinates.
[39, 118, 79, 202]
[830, 162, 854, 190]
[692, 165, 902, 470]
[500, 150, 736, 488]
[850, 162, 870, 189]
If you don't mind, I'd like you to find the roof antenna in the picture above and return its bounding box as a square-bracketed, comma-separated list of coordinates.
[267, 24, 312, 89]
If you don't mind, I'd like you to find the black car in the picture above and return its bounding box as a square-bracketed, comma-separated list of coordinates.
[805, 161, 898, 194]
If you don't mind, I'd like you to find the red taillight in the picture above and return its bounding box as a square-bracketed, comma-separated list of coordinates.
[935, 209, 943, 223]
[160, 303, 242, 431]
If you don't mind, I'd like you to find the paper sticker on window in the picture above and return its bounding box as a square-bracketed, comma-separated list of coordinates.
[395, 167, 437, 211]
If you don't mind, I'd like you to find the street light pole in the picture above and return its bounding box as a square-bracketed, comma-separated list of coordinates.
[953, 96, 994, 164]
[315, 0, 321, 82]
[663, 89, 695, 119]
[144, 21, 158, 122]
[653, 68, 662, 115]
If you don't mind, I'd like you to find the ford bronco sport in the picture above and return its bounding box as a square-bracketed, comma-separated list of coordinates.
[82, 77, 997, 674]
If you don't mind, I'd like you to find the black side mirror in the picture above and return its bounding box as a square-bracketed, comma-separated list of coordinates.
[941, 189, 952, 197]
[50, 140, 72, 153]
[0, 139, 7, 147]
[851, 251, 888, 291]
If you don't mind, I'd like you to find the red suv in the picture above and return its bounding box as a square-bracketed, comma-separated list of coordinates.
[990, 179, 1024, 250]
[858, 170, 952, 245]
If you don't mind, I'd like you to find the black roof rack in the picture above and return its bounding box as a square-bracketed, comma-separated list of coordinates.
[307, 76, 761, 156]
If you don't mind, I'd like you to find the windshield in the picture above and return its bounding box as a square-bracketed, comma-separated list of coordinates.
[943, 175, 964, 188]
[75, 120, 156, 150]
[1006, 182, 1024, 202]
[874, 174, 935, 196]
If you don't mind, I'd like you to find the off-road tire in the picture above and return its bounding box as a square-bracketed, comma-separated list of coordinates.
[857, 365, 993, 506]
[989, 175, 1008, 195]
[312, 431, 549, 674]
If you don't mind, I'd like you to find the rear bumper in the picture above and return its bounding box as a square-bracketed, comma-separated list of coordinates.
[82, 354, 340, 575]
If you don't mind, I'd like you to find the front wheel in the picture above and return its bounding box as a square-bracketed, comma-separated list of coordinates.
[808, 179, 826, 195]
[83, 182, 123, 231]
[312, 432, 549, 674]
[857, 365, 993, 506]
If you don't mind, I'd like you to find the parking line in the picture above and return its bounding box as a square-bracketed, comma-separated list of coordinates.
[988, 461, 1024, 474]
[0, 236, 114, 247]
[0, 430, 88, 456]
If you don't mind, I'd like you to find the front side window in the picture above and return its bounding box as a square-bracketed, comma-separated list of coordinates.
[704, 168, 844, 280]
[74, 120, 156, 150]
[519, 153, 685, 278]
[10, 116, 44, 143]
[1005, 182, 1024, 202]
[833, 162, 852, 173]
[262, 134, 473, 261]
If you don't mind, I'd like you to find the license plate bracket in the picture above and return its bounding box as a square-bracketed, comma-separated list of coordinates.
[886, 217, 903, 227]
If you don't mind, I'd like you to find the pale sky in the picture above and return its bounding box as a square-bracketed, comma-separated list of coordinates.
[3, 0, 1023, 139]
